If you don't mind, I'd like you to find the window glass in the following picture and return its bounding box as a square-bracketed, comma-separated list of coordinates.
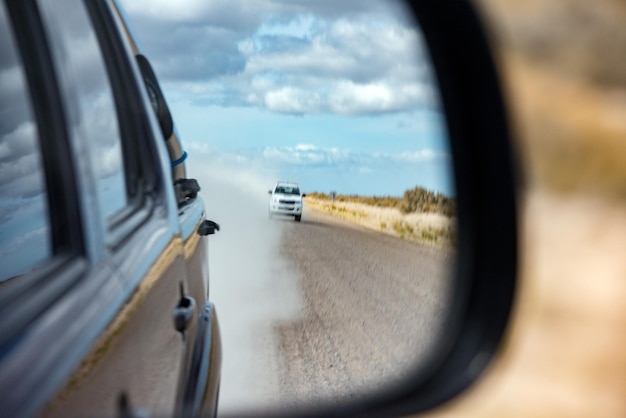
[0, 4, 52, 282]
[38, 0, 128, 223]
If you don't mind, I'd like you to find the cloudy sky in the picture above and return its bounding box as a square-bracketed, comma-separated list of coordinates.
[120, 0, 454, 196]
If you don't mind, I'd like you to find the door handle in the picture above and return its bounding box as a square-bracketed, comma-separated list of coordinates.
[173, 283, 195, 334]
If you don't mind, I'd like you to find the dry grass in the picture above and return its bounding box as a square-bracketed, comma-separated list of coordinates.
[304, 197, 456, 248]
[306, 191, 456, 217]
[306, 192, 403, 210]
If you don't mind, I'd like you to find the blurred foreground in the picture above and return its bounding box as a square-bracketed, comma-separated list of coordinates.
[424, 1, 626, 417]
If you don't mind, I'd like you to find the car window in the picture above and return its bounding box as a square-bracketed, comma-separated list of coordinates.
[37, 0, 128, 225]
[0, 3, 52, 283]
[276, 186, 300, 195]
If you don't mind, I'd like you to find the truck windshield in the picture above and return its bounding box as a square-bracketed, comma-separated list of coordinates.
[276, 186, 300, 195]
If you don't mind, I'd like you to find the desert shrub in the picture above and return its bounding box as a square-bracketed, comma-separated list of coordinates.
[401, 186, 456, 216]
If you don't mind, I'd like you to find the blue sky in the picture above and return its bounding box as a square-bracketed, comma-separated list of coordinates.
[121, 0, 454, 197]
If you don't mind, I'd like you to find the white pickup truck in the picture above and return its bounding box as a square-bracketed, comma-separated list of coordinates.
[268, 181, 306, 222]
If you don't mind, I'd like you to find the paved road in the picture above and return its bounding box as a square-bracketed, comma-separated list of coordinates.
[197, 163, 456, 416]
[271, 206, 455, 411]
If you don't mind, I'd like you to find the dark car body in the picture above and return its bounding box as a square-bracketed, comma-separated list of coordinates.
[0, 0, 220, 417]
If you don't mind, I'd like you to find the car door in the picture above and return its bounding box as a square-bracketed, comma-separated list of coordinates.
[0, 1, 151, 417]
[109, 0, 222, 413]
[0, 0, 195, 416]
[39, 1, 197, 414]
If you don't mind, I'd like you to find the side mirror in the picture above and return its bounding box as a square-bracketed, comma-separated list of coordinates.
[268, 190, 273, 195]
[135, 54, 174, 141]
[302, 193, 307, 198]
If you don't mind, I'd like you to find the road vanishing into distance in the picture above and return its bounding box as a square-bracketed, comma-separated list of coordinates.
[192, 167, 455, 416]
[273, 208, 454, 412]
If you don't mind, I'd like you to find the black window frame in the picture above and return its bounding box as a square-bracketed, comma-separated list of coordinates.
[84, 0, 165, 250]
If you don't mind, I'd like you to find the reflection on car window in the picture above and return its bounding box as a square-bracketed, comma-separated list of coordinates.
[0, 4, 52, 282]
[38, 0, 128, 223]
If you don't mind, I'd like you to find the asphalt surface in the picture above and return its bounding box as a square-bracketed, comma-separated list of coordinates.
[200, 168, 456, 416]
[191, 161, 454, 416]
[270, 206, 455, 412]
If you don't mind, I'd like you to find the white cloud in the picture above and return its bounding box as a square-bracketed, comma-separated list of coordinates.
[123, 0, 212, 21]
[294, 144, 316, 152]
[396, 149, 448, 163]
[243, 41, 358, 79]
[234, 16, 435, 114]
[184, 140, 454, 196]
[123, 0, 268, 28]
[121, 0, 440, 115]
[264, 144, 353, 166]
[243, 15, 437, 114]
[264, 87, 321, 114]
[0, 122, 46, 198]
[330, 81, 393, 114]
[189, 141, 446, 169]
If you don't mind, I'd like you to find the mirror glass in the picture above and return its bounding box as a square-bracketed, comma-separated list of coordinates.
[123, 0, 455, 414]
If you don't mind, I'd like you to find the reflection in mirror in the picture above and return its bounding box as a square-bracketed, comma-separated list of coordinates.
[0, 4, 51, 282]
[123, 0, 455, 414]
[39, 0, 128, 223]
